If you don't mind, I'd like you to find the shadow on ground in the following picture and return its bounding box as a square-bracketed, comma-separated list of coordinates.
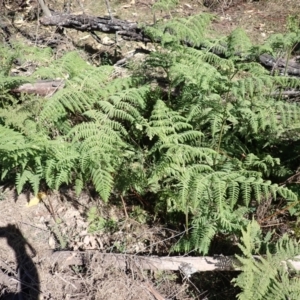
[0, 224, 40, 300]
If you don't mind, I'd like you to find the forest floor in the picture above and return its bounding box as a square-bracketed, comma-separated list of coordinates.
[1, 0, 300, 299]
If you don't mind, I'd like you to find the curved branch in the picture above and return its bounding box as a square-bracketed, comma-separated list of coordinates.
[37, 0, 52, 17]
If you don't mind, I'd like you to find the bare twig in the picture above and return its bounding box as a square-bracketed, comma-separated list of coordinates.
[54, 272, 78, 290]
[144, 281, 165, 300]
[104, 0, 113, 20]
[120, 195, 129, 219]
[37, 0, 52, 17]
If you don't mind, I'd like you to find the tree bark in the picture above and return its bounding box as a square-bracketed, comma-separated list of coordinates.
[40, 13, 150, 42]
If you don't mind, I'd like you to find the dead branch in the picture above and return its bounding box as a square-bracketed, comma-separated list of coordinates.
[259, 54, 300, 76]
[144, 282, 166, 300]
[40, 13, 151, 42]
[42, 250, 300, 273]
[39, 13, 300, 77]
[37, 0, 52, 17]
[44, 250, 237, 272]
[10, 79, 65, 97]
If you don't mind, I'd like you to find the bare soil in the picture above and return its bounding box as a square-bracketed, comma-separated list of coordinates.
[0, 187, 192, 299]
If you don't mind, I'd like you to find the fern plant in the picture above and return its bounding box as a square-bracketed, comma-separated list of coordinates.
[233, 220, 300, 300]
[138, 15, 300, 254]
[0, 11, 300, 273]
[0, 45, 149, 200]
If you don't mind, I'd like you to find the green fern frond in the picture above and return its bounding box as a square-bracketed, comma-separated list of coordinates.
[147, 100, 198, 143]
[44, 142, 80, 189]
[69, 122, 126, 148]
[91, 166, 114, 202]
[152, 0, 178, 11]
[0, 74, 31, 92]
[228, 181, 240, 209]
[16, 169, 41, 195]
[234, 221, 300, 300]
[227, 28, 252, 58]
[264, 32, 300, 52]
[33, 51, 89, 79]
[0, 125, 27, 150]
[98, 87, 146, 122]
[173, 219, 217, 254]
[83, 110, 128, 136]
[144, 14, 213, 47]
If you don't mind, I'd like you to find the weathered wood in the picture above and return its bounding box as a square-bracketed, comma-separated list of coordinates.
[40, 13, 300, 77]
[37, 0, 52, 17]
[40, 13, 151, 42]
[11, 79, 65, 97]
[259, 54, 300, 76]
[45, 250, 236, 273]
[43, 250, 300, 274]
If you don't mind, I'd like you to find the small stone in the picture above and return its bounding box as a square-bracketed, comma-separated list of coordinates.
[48, 235, 56, 249]
[83, 235, 90, 246]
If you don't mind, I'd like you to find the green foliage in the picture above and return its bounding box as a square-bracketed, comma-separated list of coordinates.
[130, 205, 149, 224]
[87, 206, 117, 233]
[226, 28, 252, 58]
[152, 0, 178, 12]
[233, 221, 300, 300]
[143, 14, 213, 47]
[0, 47, 149, 200]
[1, 13, 300, 297]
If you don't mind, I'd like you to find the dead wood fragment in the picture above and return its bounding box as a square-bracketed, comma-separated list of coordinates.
[40, 13, 151, 42]
[37, 0, 52, 17]
[259, 54, 300, 76]
[43, 250, 300, 273]
[11, 79, 65, 97]
[144, 282, 166, 300]
[40, 13, 300, 77]
[44, 250, 236, 272]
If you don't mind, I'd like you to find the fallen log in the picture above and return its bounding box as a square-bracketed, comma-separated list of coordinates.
[40, 13, 151, 42]
[43, 250, 300, 275]
[259, 54, 300, 76]
[10, 79, 65, 97]
[40, 13, 300, 77]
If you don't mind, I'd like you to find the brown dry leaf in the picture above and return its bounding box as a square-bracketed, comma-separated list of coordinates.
[26, 192, 47, 207]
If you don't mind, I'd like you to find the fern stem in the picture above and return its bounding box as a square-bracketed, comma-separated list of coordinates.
[259, 200, 299, 225]
[185, 207, 189, 235]
[121, 194, 129, 219]
[216, 94, 230, 155]
[217, 117, 226, 155]
[46, 195, 58, 223]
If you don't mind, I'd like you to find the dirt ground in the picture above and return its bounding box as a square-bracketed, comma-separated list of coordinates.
[1, 0, 300, 299]
[0, 187, 193, 299]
